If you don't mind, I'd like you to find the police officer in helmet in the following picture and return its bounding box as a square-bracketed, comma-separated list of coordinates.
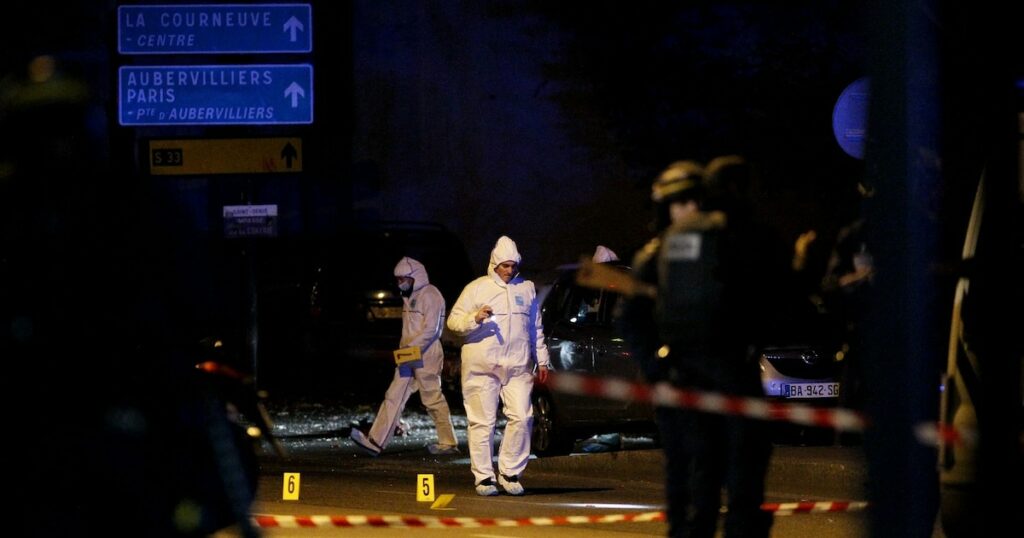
[619, 157, 774, 538]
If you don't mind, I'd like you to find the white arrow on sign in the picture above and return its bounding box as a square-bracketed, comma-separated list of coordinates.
[283, 16, 305, 42]
[284, 82, 306, 108]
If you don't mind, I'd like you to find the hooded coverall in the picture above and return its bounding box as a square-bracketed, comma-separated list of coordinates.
[364, 257, 458, 451]
[447, 236, 550, 484]
[592, 245, 620, 263]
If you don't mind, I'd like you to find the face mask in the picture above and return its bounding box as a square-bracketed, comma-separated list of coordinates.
[398, 280, 412, 292]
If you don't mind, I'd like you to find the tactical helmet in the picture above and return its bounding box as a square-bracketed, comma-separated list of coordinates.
[651, 160, 705, 204]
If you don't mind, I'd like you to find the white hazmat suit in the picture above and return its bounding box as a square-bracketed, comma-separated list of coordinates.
[447, 236, 550, 487]
[358, 257, 458, 454]
[592, 245, 620, 263]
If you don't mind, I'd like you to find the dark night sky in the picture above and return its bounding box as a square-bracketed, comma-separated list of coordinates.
[348, 1, 868, 272]
[2, 0, 1018, 342]
[2, 0, 1017, 333]
[2, 0, 870, 275]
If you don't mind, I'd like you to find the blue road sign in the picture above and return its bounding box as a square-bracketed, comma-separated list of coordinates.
[832, 77, 870, 160]
[118, 4, 312, 54]
[119, 64, 313, 126]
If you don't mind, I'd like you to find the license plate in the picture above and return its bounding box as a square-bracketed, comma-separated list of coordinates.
[782, 382, 840, 399]
[369, 306, 403, 319]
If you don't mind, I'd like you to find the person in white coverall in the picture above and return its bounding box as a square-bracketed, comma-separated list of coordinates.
[349, 257, 459, 456]
[447, 236, 551, 496]
[592, 245, 620, 263]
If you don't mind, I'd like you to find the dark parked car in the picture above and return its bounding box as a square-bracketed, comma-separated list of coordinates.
[531, 261, 656, 455]
[257, 222, 473, 398]
[530, 260, 845, 455]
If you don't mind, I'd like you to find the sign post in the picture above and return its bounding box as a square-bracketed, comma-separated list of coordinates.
[118, 5, 316, 393]
[118, 4, 313, 54]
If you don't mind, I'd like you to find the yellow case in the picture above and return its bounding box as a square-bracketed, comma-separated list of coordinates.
[393, 346, 422, 364]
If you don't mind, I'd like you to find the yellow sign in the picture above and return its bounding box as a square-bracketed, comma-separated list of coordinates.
[282, 472, 300, 500]
[430, 493, 455, 510]
[148, 138, 302, 175]
[416, 474, 435, 502]
[394, 346, 422, 365]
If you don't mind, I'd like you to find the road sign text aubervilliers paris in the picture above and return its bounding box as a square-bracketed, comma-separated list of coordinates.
[119, 64, 313, 126]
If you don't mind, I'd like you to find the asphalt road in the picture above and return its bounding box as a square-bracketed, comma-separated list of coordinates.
[213, 413, 881, 537]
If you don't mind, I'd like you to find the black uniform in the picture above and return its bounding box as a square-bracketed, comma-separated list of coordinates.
[620, 211, 776, 538]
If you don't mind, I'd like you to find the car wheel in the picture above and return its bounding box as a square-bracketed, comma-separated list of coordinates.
[531, 391, 575, 456]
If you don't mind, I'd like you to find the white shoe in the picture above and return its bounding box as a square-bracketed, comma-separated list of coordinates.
[349, 428, 381, 456]
[427, 443, 460, 455]
[498, 474, 524, 496]
[475, 478, 499, 496]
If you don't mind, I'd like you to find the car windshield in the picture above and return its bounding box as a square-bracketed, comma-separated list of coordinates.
[542, 264, 626, 328]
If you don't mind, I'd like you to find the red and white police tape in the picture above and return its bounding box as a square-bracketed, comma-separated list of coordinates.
[913, 422, 978, 447]
[761, 501, 869, 516]
[544, 373, 998, 448]
[542, 372, 869, 433]
[252, 503, 869, 528]
[252, 511, 665, 529]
